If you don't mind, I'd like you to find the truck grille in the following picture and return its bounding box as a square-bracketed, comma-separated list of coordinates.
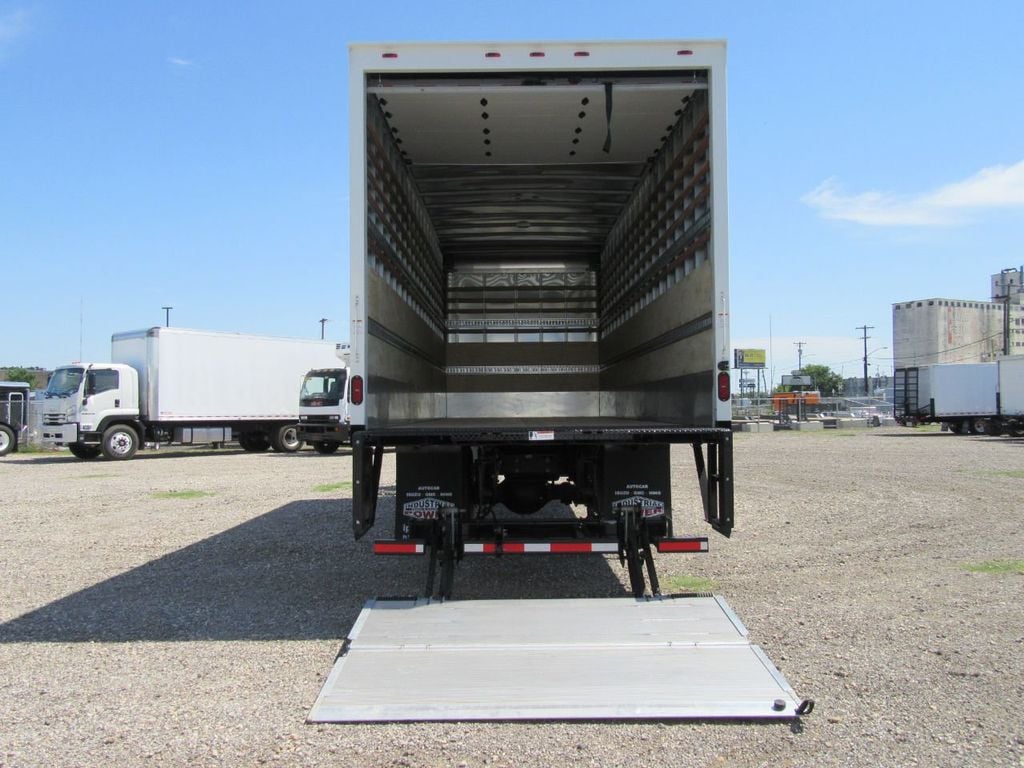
[43, 414, 67, 426]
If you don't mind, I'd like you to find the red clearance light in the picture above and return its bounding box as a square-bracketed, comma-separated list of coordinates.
[351, 375, 364, 405]
[717, 371, 730, 401]
[382, 52, 398, 59]
[574, 51, 590, 57]
[485, 52, 501, 58]
[529, 51, 545, 58]
[677, 49, 694, 56]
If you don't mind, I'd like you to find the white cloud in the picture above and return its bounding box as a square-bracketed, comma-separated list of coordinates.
[803, 159, 1024, 227]
[167, 56, 197, 67]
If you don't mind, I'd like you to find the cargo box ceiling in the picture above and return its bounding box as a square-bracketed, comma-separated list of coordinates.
[369, 72, 707, 267]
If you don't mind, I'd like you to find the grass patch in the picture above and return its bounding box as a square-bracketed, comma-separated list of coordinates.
[151, 490, 214, 500]
[983, 470, 1024, 479]
[661, 574, 717, 593]
[962, 560, 1024, 575]
[313, 481, 352, 493]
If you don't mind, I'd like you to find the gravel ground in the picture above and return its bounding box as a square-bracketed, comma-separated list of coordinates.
[1, 428, 1023, 767]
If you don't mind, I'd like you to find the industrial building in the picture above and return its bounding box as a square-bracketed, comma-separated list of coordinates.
[893, 268, 1024, 368]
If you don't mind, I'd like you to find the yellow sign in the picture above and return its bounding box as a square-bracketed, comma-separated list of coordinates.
[734, 348, 766, 368]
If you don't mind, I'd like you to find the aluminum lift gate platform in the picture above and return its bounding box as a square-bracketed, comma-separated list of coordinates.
[309, 595, 808, 722]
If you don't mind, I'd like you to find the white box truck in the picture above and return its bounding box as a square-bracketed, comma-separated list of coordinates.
[345, 40, 733, 598]
[41, 327, 343, 459]
[894, 363, 998, 433]
[309, 40, 813, 725]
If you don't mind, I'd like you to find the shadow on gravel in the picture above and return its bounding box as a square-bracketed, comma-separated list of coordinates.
[0, 499, 625, 643]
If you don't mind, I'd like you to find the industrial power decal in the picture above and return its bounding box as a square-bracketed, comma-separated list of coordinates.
[402, 489, 456, 520]
[611, 484, 665, 518]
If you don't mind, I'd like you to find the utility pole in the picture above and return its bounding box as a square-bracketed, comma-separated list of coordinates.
[162, 306, 173, 328]
[857, 325, 874, 397]
[319, 318, 329, 340]
[794, 341, 806, 372]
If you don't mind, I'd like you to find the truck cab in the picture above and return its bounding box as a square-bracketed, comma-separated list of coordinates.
[297, 365, 350, 453]
[41, 364, 142, 459]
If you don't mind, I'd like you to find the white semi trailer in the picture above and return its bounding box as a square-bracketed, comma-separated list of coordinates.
[308, 40, 812, 724]
[41, 327, 342, 459]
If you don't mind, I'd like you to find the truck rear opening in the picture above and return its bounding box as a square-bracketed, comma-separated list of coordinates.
[348, 41, 731, 600]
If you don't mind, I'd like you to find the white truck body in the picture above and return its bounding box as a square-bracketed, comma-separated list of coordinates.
[297, 344, 352, 453]
[41, 327, 342, 459]
[997, 355, 1024, 417]
[920, 363, 998, 417]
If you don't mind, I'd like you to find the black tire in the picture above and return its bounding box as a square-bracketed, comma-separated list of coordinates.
[238, 432, 270, 452]
[986, 419, 1003, 437]
[0, 424, 15, 457]
[69, 443, 102, 460]
[968, 418, 987, 435]
[271, 424, 303, 453]
[101, 424, 139, 460]
[313, 441, 340, 455]
[948, 421, 964, 435]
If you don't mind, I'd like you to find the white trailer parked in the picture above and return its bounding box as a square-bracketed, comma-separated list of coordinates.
[41, 327, 343, 459]
[894, 363, 998, 434]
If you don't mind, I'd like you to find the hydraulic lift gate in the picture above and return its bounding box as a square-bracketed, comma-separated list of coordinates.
[309, 596, 808, 722]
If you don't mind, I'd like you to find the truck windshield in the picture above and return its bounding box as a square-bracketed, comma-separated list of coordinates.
[301, 370, 347, 407]
[45, 367, 84, 397]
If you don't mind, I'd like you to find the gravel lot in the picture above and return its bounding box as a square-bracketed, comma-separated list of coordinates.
[2, 428, 1023, 767]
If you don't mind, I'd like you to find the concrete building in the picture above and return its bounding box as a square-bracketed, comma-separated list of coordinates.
[893, 269, 1024, 368]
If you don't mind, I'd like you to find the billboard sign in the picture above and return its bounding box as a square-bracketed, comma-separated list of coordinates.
[734, 348, 766, 369]
[781, 374, 813, 387]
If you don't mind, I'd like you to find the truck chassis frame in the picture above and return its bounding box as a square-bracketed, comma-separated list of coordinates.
[351, 422, 733, 599]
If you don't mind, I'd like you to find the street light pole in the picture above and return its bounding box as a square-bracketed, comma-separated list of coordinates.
[794, 341, 806, 372]
[162, 306, 173, 328]
[319, 318, 329, 340]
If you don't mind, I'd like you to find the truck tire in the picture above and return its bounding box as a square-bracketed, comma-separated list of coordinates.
[968, 418, 987, 435]
[313, 441, 340, 455]
[0, 424, 15, 456]
[271, 425, 303, 453]
[238, 432, 271, 452]
[69, 444, 102, 460]
[947, 421, 963, 435]
[101, 424, 139, 460]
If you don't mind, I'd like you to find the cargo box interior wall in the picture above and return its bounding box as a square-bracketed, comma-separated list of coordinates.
[363, 66, 717, 427]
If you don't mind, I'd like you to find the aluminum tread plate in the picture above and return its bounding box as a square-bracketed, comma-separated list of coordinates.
[309, 597, 802, 722]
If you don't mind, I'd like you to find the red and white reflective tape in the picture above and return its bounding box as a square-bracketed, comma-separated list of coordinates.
[373, 537, 708, 556]
[463, 541, 619, 554]
[655, 537, 709, 553]
[373, 540, 425, 555]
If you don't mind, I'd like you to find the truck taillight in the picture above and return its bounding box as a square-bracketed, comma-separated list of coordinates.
[351, 375, 364, 405]
[717, 372, 730, 401]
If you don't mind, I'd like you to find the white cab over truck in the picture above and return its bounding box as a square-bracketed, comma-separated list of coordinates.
[41, 327, 342, 460]
[297, 344, 352, 454]
[0, 381, 31, 456]
[311, 39, 814, 726]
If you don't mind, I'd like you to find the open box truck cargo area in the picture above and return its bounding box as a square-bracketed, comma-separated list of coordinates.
[348, 40, 729, 431]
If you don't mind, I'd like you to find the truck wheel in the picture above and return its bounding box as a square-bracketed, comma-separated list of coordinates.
[313, 441, 339, 455]
[238, 432, 270, 452]
[69, 444, 102, 460]
[271, 425, 303, 453]
[968, 418, 987, 435]
[0, 424, 15, 456]
[101, 424, 139, 460]
[947, 421, 963, 435]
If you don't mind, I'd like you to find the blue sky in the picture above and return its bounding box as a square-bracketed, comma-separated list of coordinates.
[2, 1, 1022, 383]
